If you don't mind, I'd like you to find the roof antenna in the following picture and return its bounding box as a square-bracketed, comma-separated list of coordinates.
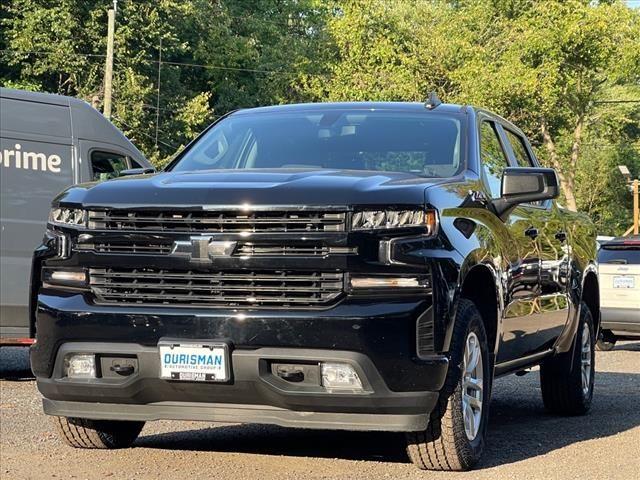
[425, 91, 442, 110]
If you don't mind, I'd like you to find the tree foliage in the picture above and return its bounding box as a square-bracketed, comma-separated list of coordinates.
[1, 0, 639, 234]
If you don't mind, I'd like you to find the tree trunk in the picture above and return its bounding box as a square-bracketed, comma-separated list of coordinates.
[540, 120, 578, 211]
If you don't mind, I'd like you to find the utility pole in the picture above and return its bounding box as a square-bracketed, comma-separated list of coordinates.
[103, 1, 117, 120]
[155, 37, 162, 148]
[633, 179, 639, 236]
[619, 165, 639, 236]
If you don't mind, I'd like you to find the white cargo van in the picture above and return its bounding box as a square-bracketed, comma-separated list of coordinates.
[0, 88, 153, 343]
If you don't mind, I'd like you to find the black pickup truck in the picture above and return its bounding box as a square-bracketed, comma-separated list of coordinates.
[30, 101, 599, 471]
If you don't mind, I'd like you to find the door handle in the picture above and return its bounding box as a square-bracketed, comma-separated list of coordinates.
[555, 231, 567, 242]
[524, 227, 539, 240]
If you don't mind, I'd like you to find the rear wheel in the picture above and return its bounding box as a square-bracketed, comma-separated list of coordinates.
[54, 416, 144, 449]
[540, 301, 595, 415]
[406, 298, 491, 471]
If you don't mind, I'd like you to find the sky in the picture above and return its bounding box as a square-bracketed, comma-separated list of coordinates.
[626, 0, 640, 8]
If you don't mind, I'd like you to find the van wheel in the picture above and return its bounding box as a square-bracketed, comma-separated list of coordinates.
[406, 298, 491, 471]
[54, 416, 144, 449]
[540, 301, 595, 415]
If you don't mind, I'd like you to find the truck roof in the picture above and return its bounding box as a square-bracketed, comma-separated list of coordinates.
[232, 101, 469, 116]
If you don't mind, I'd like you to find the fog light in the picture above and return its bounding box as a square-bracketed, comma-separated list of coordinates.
[321, 362, 363, 392]
[65, 354, 96, 378]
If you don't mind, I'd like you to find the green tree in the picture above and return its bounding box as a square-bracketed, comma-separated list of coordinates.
[308, 0, 640, 229]
[1, 0, 330, 164]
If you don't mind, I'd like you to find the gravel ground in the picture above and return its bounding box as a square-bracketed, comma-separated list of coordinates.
[1, 343, 638, 480]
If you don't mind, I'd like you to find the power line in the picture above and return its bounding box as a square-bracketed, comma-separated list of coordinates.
[2, 48, 328, 78]
[595, 100, 640, 104]
[111, 115, 176, 151]
[0, 49, 106, 58]
[150, 59, 322, 77]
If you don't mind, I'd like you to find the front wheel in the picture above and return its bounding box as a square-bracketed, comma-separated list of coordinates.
[540, 301, 595, 415]
[54, 416, 144, 449]
[406, 298, 491, 471]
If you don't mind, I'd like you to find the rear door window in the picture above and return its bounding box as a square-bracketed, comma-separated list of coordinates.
[504, 130, 534, 167]
[91, 150, 128, 181]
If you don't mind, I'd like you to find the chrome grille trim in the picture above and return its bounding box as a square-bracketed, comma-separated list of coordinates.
[76, 243, 173, 255]
[87, 209, 346, 233]
[234, 244, 356, 257]
[77, 243, 356, 257]
[89, 268, 344, 308]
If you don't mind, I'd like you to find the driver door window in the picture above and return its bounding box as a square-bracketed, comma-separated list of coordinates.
[91, 151, 128, 181]
[480, 121, 509, 198]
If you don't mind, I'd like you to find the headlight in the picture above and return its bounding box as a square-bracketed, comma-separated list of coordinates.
[351, 209, 437, 234]
[49, 207, 86, 227]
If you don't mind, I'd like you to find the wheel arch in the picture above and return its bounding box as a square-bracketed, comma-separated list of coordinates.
[581, 265, 600, 337]
[449, 261, 502, 360]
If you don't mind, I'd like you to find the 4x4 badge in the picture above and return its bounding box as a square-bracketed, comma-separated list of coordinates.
[170, 237, 237, 262]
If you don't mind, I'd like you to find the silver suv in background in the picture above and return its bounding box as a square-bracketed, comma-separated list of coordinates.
[597, 236, 640, 350]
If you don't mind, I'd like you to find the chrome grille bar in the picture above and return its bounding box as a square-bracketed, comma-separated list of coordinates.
[87, 209, 346, 233]
[90, 268, 344, 308]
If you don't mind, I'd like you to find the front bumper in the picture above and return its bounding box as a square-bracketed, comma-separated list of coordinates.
[32, 293, 448, 432]
[39, 344, 441, 431]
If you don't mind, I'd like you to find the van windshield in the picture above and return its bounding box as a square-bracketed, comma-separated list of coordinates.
[170, 110, 463, 178]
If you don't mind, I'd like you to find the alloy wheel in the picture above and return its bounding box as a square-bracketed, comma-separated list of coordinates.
[462, 331, 484, 441]
[581, 322, 592, 395]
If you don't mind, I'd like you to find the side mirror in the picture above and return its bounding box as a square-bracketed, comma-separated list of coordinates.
[118, 167, 156, 177]
[492, 167, 559, 219]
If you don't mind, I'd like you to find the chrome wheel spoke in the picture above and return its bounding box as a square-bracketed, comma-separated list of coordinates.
[580, 323, 592, 395]
[464, 392, 482, 410]
[461, 331, 484, 442]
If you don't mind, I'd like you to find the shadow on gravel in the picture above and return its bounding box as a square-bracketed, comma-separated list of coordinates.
[607, 341, 640, 352]
[0, 346, 34, 380]
[137, 365, 640, 468]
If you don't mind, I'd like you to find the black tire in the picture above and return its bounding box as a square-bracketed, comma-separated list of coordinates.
[540, 301, 595, 415]
[54, 416, 144, 449]
[596, 330, 616, 351]
[406, 298, 491, 471]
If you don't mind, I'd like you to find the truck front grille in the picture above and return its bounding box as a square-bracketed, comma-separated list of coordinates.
[89, 268, 344, 308]
[87, 209, 346, 233]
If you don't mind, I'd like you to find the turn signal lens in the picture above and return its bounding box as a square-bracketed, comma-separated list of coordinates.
[349, 276, 430, 289]
[42, 268, 87, 287]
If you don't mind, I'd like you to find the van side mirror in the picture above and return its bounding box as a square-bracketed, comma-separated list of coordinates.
[118, 167, 156, 177]
[492, 167, 559, 219]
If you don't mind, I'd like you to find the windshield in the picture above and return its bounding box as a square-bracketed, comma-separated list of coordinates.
[170, 110, 463, 177]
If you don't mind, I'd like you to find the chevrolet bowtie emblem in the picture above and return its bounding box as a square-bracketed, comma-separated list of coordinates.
[171, 236, 237, 262]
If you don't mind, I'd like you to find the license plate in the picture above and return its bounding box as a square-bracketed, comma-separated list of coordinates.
[159, 343, 229, 382]
[613, 275, 635, 289]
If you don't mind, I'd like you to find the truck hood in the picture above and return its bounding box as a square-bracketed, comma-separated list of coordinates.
[55, 169, 449, 208]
